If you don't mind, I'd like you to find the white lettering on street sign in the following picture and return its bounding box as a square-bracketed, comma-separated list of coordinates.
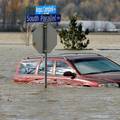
[36, 5, 57, 15]
[26, 14, 61, 23]
[26, 15, 39, 22]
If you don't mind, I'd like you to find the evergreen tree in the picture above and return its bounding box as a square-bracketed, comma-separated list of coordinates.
[59, 15, 90, 50]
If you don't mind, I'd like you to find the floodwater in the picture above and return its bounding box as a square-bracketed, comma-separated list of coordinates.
[0, 45, 120, 120]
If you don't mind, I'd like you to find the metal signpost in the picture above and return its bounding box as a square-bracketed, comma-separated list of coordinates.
[43, 23, 47, 88]
[26, 4, 61, 88]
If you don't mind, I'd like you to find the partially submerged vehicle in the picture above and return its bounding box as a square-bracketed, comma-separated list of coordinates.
[13, 53, 120, 87]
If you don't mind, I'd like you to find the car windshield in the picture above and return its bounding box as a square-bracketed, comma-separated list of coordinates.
[73, 58, 120, 75]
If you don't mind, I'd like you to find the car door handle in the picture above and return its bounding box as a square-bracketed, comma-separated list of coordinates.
[53, 79, 57, 81]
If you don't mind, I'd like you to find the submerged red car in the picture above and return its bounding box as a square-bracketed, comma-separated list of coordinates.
[13, 53, 120, 87]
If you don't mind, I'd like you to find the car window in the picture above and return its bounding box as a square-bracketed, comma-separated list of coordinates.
[38, 60, 54, 75]
[73, 58, 120, 74]
[55, 61, 75, 75]
[19, 61, 38, 74]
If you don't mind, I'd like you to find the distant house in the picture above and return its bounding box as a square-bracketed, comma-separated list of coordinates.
[57, 20, 118, 32]
[113, 22, 120, 32]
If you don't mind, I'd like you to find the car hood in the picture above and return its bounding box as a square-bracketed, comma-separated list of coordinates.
[83, 72, 120, 84]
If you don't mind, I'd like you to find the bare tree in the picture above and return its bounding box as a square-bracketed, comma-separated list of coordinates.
[62, 3, 76, 19]
[9, 0, 19, 25]
[2, 0, 9, 29]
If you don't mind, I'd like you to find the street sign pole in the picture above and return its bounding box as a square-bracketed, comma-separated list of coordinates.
[26, 3, 61, 89]
[43, 0, 47, 88]
[43, 23, 48, 88]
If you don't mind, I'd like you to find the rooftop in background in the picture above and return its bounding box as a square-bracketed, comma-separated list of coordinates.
[113, 22, 120, 30]
[54, 20, 120, 32]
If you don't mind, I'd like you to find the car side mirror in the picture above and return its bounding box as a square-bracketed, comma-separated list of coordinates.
[63, 71, 76, 79]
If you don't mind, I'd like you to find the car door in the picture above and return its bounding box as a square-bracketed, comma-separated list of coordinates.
[53, 60, 79, 86]
[35, 59, 57, 84]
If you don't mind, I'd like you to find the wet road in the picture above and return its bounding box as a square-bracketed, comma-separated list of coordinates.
[0, 45, 120, 120]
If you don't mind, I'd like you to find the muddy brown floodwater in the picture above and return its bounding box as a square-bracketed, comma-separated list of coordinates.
[0, 45, 120, 120]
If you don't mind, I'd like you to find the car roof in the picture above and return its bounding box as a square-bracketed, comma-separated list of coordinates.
[59, 53, 104, 60]
[23, 53, 104, 61]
